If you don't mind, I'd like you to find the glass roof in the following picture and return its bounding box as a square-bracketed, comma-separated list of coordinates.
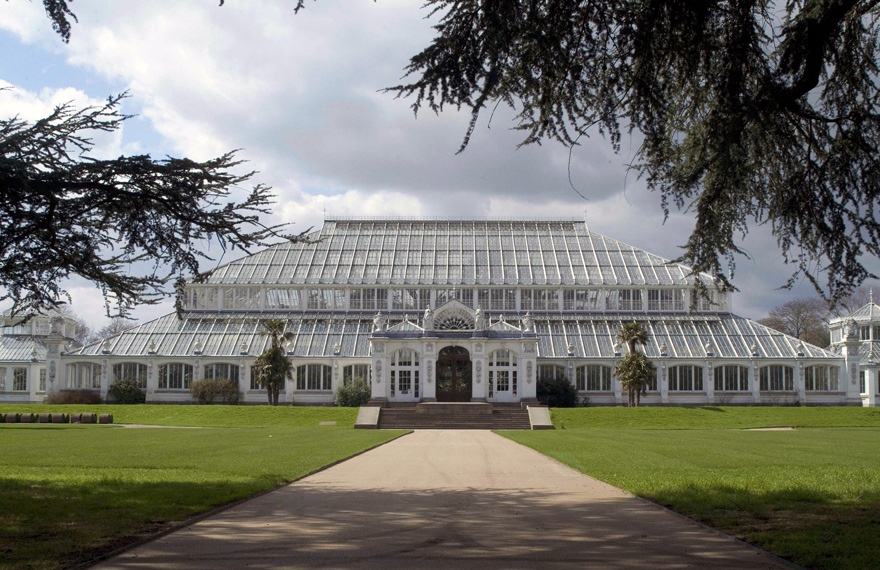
[68, 311, 835, 360]
[0, 336, 46, 362]
[200, 219, 707, 287]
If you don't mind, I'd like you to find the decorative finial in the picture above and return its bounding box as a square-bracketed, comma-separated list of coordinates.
[148, 340, 157, 354]
[101, 339, 112, 354]
[704, 340, 714, 357]
[659, 341, 668, 357]
[567, 342, 575, 357]
[240, 341, 248, 355]
[797, 341, 805, 357]
[193, 340, 203, 355]
[750, 342, 760, 357]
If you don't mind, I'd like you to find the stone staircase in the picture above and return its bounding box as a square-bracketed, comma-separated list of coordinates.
[376, 402, 533, 430]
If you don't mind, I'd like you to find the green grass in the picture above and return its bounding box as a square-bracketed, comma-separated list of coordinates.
[0, 412, 403, 569]
[1, 403, 360, 428]
[503, 408, 880, 570]
[551, 405, 880, 430]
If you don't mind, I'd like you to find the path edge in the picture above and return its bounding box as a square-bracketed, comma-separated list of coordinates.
[493, 430, 806, 570]
[76, 430, 413, 569]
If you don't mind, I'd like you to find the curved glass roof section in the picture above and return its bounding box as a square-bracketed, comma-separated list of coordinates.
[201, 219, 708, 287]
[68, 312, 834, 360]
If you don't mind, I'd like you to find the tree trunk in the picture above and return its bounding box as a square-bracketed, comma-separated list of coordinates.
[634, 389, 641, 407]
[628, 389, 634, 407]
[266, 388, 272, 405]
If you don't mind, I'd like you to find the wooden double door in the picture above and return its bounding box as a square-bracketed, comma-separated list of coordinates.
[436, 346, 472, 402]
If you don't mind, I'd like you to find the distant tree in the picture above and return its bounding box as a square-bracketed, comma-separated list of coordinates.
[94, 317, 136, 341]
[615, 322, 655, 407]
[828, 285, 876, 317]
[759, 298, 830, 347]
[56, 305, 92, 345]
[252, 318, 293, 406]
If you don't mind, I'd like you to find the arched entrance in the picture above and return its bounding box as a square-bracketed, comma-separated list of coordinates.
[436, 346, 472, 402]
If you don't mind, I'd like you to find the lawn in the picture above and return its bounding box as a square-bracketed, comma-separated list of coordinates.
[0, 407, 404, 569]
[503, 407, 880, 570]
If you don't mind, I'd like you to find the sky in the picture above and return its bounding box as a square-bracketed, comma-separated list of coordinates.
[1, 0, 876, 331]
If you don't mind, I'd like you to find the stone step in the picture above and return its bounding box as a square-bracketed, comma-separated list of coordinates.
[378, 409, 532, 430]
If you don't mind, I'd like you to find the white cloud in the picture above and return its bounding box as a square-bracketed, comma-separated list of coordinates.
[0, 81, 124, 159]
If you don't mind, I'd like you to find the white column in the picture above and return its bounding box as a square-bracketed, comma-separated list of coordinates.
[705, 361, 714, 404]
[422, 357, 436, 401]
[796, 361, 806, 404]
[612, 362, 623, 404]
[28, 363, 38, 402]
[471, 357, 486, 401]
[100, 359, 110, 400]
[751, 361, 761, 404]
[238, 361, 249, 400]
[146, 360, 158, 402]
[371, 355, 387, 401]
[869, 370, 878, 407]
[659, 361, 669, 404]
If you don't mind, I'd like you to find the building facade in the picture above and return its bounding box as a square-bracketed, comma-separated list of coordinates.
[43, 218, 865, 406]
[0, 311, 79, 403]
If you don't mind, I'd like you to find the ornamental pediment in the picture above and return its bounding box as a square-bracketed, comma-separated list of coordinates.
[430, 299, 486, 331]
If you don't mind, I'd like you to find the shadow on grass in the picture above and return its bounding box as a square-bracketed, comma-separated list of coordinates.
[17, 479, 806, 570]
[4, 475, 876, 570]
[698, 407, 726, 412]
[645, 484, 880, 570]
[0, 476, 287, 570]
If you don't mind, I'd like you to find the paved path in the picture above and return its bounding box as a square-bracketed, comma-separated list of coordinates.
[97, 431, 791, 569]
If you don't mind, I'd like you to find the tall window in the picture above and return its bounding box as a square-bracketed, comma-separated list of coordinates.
[11, 368, 27, 391]
[307, 289, 343, 310]
[222, 287, 260, 310]
[606, 289, 642, 311]
[521, 289, 560, 312]
[266, 289, 302, 309]
[436, 289, 474, 308]
[693, 290, 725, 311]
[113, 363, 148, 388]
[648, 289, 685, 311]
[713, 365, 749, 391]
[343, 364, 371, 385]
[577, 365, 612, 391]
[392, 289, 430, 311]
[860, 370, 866, 394]
[669, 365, 703, 391]
[296, 364, 332, 391]
[861, 326, 871, 340]
[39, 369, 46, 392]
[350, 289, 388, 311]
[158, 363, 193, 390]
[488, 350, 518, 397]
[537, 364, 566, 381]
[390, 349, 420, 398]
[563, 289, 598, 311]
[204, 363, 240, 384]
[804, 365, 839, 391]
[759, 365, 794, 391]
[250, 365, 262, 390]
[69, 362, 103, 389]
[189, 287, 218, 310]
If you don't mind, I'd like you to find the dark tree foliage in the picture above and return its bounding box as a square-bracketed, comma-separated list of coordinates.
[384, 0, 880, 304]
[1, 93, 297, 317]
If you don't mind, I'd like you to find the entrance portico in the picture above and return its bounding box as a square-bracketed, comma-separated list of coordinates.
[369, 300, 538, 404]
